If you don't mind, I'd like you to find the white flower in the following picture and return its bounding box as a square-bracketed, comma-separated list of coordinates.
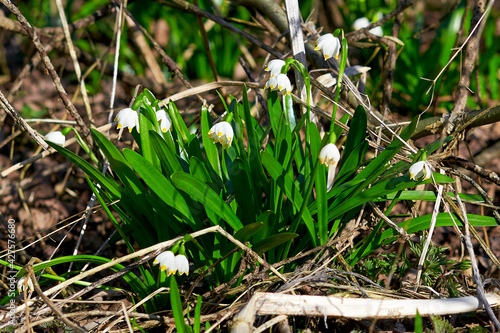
[17, 276, 34, 293]
[275, 74, 292, 95]
[319, 143, 340, 166]
[153, 251, 190, 276]
[409, 161, 432, 181]
[208, 121, 234, 148]
[175, 254, 189, 275]
[153, 251, 176, 275]
[353, 17, 383, 37]
[265, 74, 292, 95]
[315, 33, 341, 60]
[115, 108, 139, 133]
[156, 109, 172, 133]
[45, 131, 66, 146]
[265, 75, 278, 90]
[353, 17, 370, 30]
[265, 59, 286, 78]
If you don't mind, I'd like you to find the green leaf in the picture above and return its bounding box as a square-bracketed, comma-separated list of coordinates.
[138, 105, 160, 170]
[415, 310, 423, 333]
[315, 164, 328, 244]
[375, 191, 485, 203]
[341, 105, 367, 167]
[357, 213, 498, 262]
[85, 176, 132, 252]
[337, 105, 368, 181]
[230, 158, 256, 224]
[329, 173, 454, 221]
[150, 130, 183, 177]
[123, 149, 196, 227]
[170, 277, 187, 333]
[46, 141, 121, 199]
[91, 129, 147, 196]
[167, 102, 190, 146]
[193, 295, 202, 333]
[252, 233, 298, 254]
[170, 172, 243, 231]
[267, 90, 283, 135]
[234, 222, 264, 244]
[17, 255, 148, 297]
[333, 113, 350, 142]
[329, 117, 418, 216]
[261, 151, 317, 245]
[241, 85, 267, 201]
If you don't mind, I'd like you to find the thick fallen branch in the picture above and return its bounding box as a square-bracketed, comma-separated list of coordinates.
[412, 103, 500, 140]
[231, 292, 500, 332]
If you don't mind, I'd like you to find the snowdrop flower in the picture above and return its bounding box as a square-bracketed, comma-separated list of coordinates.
[265, 74, 292, 95]
[320, 143, 341, 191]
[315, 33, 341, 60]
[265, 75, 278, 90]
[153, 251, 190, 276]
[17, 276, 34, 293]
[156, 109, 172, 133]
[153, 251, 176, 275]
[208, 121, 234, 148]
[275, 74, 292, 95]
[175, 254, 190, 276]
[115, 107, 140, 133]
[45, 131, 66, 146]
[319, 143, 340, 166]
[265, 59, 286, 78]
[409, 161, 432, 181]
[353, 17, 383, 37]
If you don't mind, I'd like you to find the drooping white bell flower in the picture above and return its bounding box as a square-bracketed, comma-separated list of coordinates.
[409, 161, 432, 181]
[319, 143, 341, 191]
[265, 74, 292, 95]
[265, 59, 286, 78]
[208, 121, 234, 148]
[17, 276, 34, 293]
[156, 109, 172, 133]
[153, 251, 176, 275]
[275, 74, 292, 95]
[153, 251, 190, 277]
[353, 17, 383, 37]
[315, 33, 341, 60]
[115, 107, 140, 133]
[175, 254, 190, 276]
[45, 131, 66, 146]
[319, 143, 340, 166]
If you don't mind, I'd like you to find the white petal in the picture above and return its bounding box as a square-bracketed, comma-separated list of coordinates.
[156, 109, 172, 133]
[45, 131, 66, 146]
[319, 143, 340, 166]
[115, 108, 139, 133]
[265, 59, 286, 77]
[208, 121, 233, 147]
[175, 255, 190, 275]
[275, 74, 292, 95]
[17, 276, 34, 293]
[315, 34, 341, 60]
[154, 251, 176, 272]
[409, 161, 432, 180]
[353, 17, 371, 30]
